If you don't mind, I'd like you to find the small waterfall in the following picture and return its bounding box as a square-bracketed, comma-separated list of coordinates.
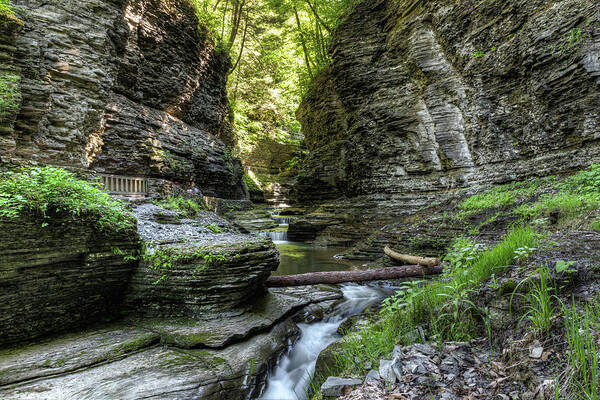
[259, 229, 288, 242]
[260, 208, 290, 243]
[259, 284, 386, 400]
[273, 217, 290, 226]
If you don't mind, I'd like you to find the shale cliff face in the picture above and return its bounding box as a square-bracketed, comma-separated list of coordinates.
[2, 0, 243, 198]
[295, 0, 600, 206]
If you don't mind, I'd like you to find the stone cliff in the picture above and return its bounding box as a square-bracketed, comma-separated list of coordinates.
[292, 0, 600, 243]
[1, 0, 244, 198]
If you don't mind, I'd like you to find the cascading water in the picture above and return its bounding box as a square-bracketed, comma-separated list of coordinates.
[260, 209, 291, 242]
[259, 284, 387, 400]
[260, 229, 289, 242]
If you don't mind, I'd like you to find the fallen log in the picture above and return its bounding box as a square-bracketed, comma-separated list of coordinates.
[384, 246, 440, 267]
[265, 264, 444, 287]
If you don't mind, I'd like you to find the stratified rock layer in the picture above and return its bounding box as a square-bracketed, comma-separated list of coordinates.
[2, 0, 243, 198]
[293, 0, 600, 240]
[0, 215, 138, 345]
[124, 203, 280, 317]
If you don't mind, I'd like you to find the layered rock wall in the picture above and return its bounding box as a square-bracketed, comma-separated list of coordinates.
[295, 0, 600, 204]
[2, 0, 243, 198]
[0, 215, 138, 345]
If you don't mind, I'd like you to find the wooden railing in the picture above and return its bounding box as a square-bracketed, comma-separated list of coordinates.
[100, 174, 148, 196]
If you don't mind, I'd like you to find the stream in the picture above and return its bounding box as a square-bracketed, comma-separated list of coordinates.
[258, 212, 390, 400]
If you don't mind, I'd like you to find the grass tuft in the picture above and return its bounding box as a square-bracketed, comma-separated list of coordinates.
[335, 227, 538, 376]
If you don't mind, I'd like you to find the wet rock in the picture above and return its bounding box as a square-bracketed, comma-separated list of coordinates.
[132, 285, 342, 348]
[225, 208, 278, 233]
[0, 319, 300, 400]
[529, 344, 544, 359]
[321, 377, 363, 398]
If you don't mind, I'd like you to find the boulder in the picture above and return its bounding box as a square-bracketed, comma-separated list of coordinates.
[321, 377, 363, 398]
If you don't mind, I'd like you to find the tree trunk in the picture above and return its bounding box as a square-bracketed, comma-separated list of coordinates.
[383, 246, 441, 267]
[304, 0, 331, 33]
[266, 265, 443, 287]
[294, 5, 313, 78]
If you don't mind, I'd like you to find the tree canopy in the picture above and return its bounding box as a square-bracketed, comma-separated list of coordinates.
[191, 0, 357, 159]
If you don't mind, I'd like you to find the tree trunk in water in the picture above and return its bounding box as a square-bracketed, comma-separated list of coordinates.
[383, 246, 441, 267]
[266, 265, 443, 287]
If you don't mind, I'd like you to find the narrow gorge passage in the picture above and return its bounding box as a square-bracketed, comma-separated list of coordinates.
[1, 0, 599, 399]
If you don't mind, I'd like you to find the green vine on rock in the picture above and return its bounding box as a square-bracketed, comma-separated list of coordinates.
[143, 245, 228, 285]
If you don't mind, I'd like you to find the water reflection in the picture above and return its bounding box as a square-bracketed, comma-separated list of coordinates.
[272, 242, 355, 276]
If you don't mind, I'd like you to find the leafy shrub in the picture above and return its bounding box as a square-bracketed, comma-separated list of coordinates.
[153, 196, 204, 217]
[0, 0, 17, 18]
[204, 224, 222, 233]
[0, 166, 135, 231]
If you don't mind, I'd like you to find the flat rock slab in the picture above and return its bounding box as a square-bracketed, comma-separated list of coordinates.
[0, 320, 298, 400]
[133, 284, 342, 348]
[0, 285, 341, 399]
[321, 377, 363, 397]
[0, 324, 159, 386]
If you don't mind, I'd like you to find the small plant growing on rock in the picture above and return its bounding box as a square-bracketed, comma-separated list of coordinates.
[153, 196, 204, 217]
[144, 245, 227, 284]
[513, 245, 537, 264]
[555, 260, 576, 274]
[205, 223, 222, 233]
[513, 265, 557, 336]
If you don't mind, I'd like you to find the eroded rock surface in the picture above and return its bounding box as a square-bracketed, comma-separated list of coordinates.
[0, 215, 138, 345]
[292, 0, 600, 243]
[0, 285, 343, 400]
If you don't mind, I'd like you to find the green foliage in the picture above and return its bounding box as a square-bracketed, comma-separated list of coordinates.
[442, 237, 486, 270]
[555, 260, 576, 274]
[514, 265, 557, 335]
[555, 27, 592, 56]
[144, 245, 227, 285]
[0, 166, 135, 232]
[459, 180, 543, 214]
[191, 0, 359, 164]
[283, 155, 302, 171]
[337, 227, 538, 375]
[242, 173, 262, 194]
[204, 224, 222, 233]
[473, 50, 485, 59]
[153, 196, 204, 217]
[0, 74, 21, 120]
[516, 164, 600, 223]
[0, 0, 19, 20]
[563, 300, 600, 399]
[591, 219, 600, 231]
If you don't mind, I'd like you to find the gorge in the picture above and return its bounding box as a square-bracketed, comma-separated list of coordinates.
[1, 0, 600, 399]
